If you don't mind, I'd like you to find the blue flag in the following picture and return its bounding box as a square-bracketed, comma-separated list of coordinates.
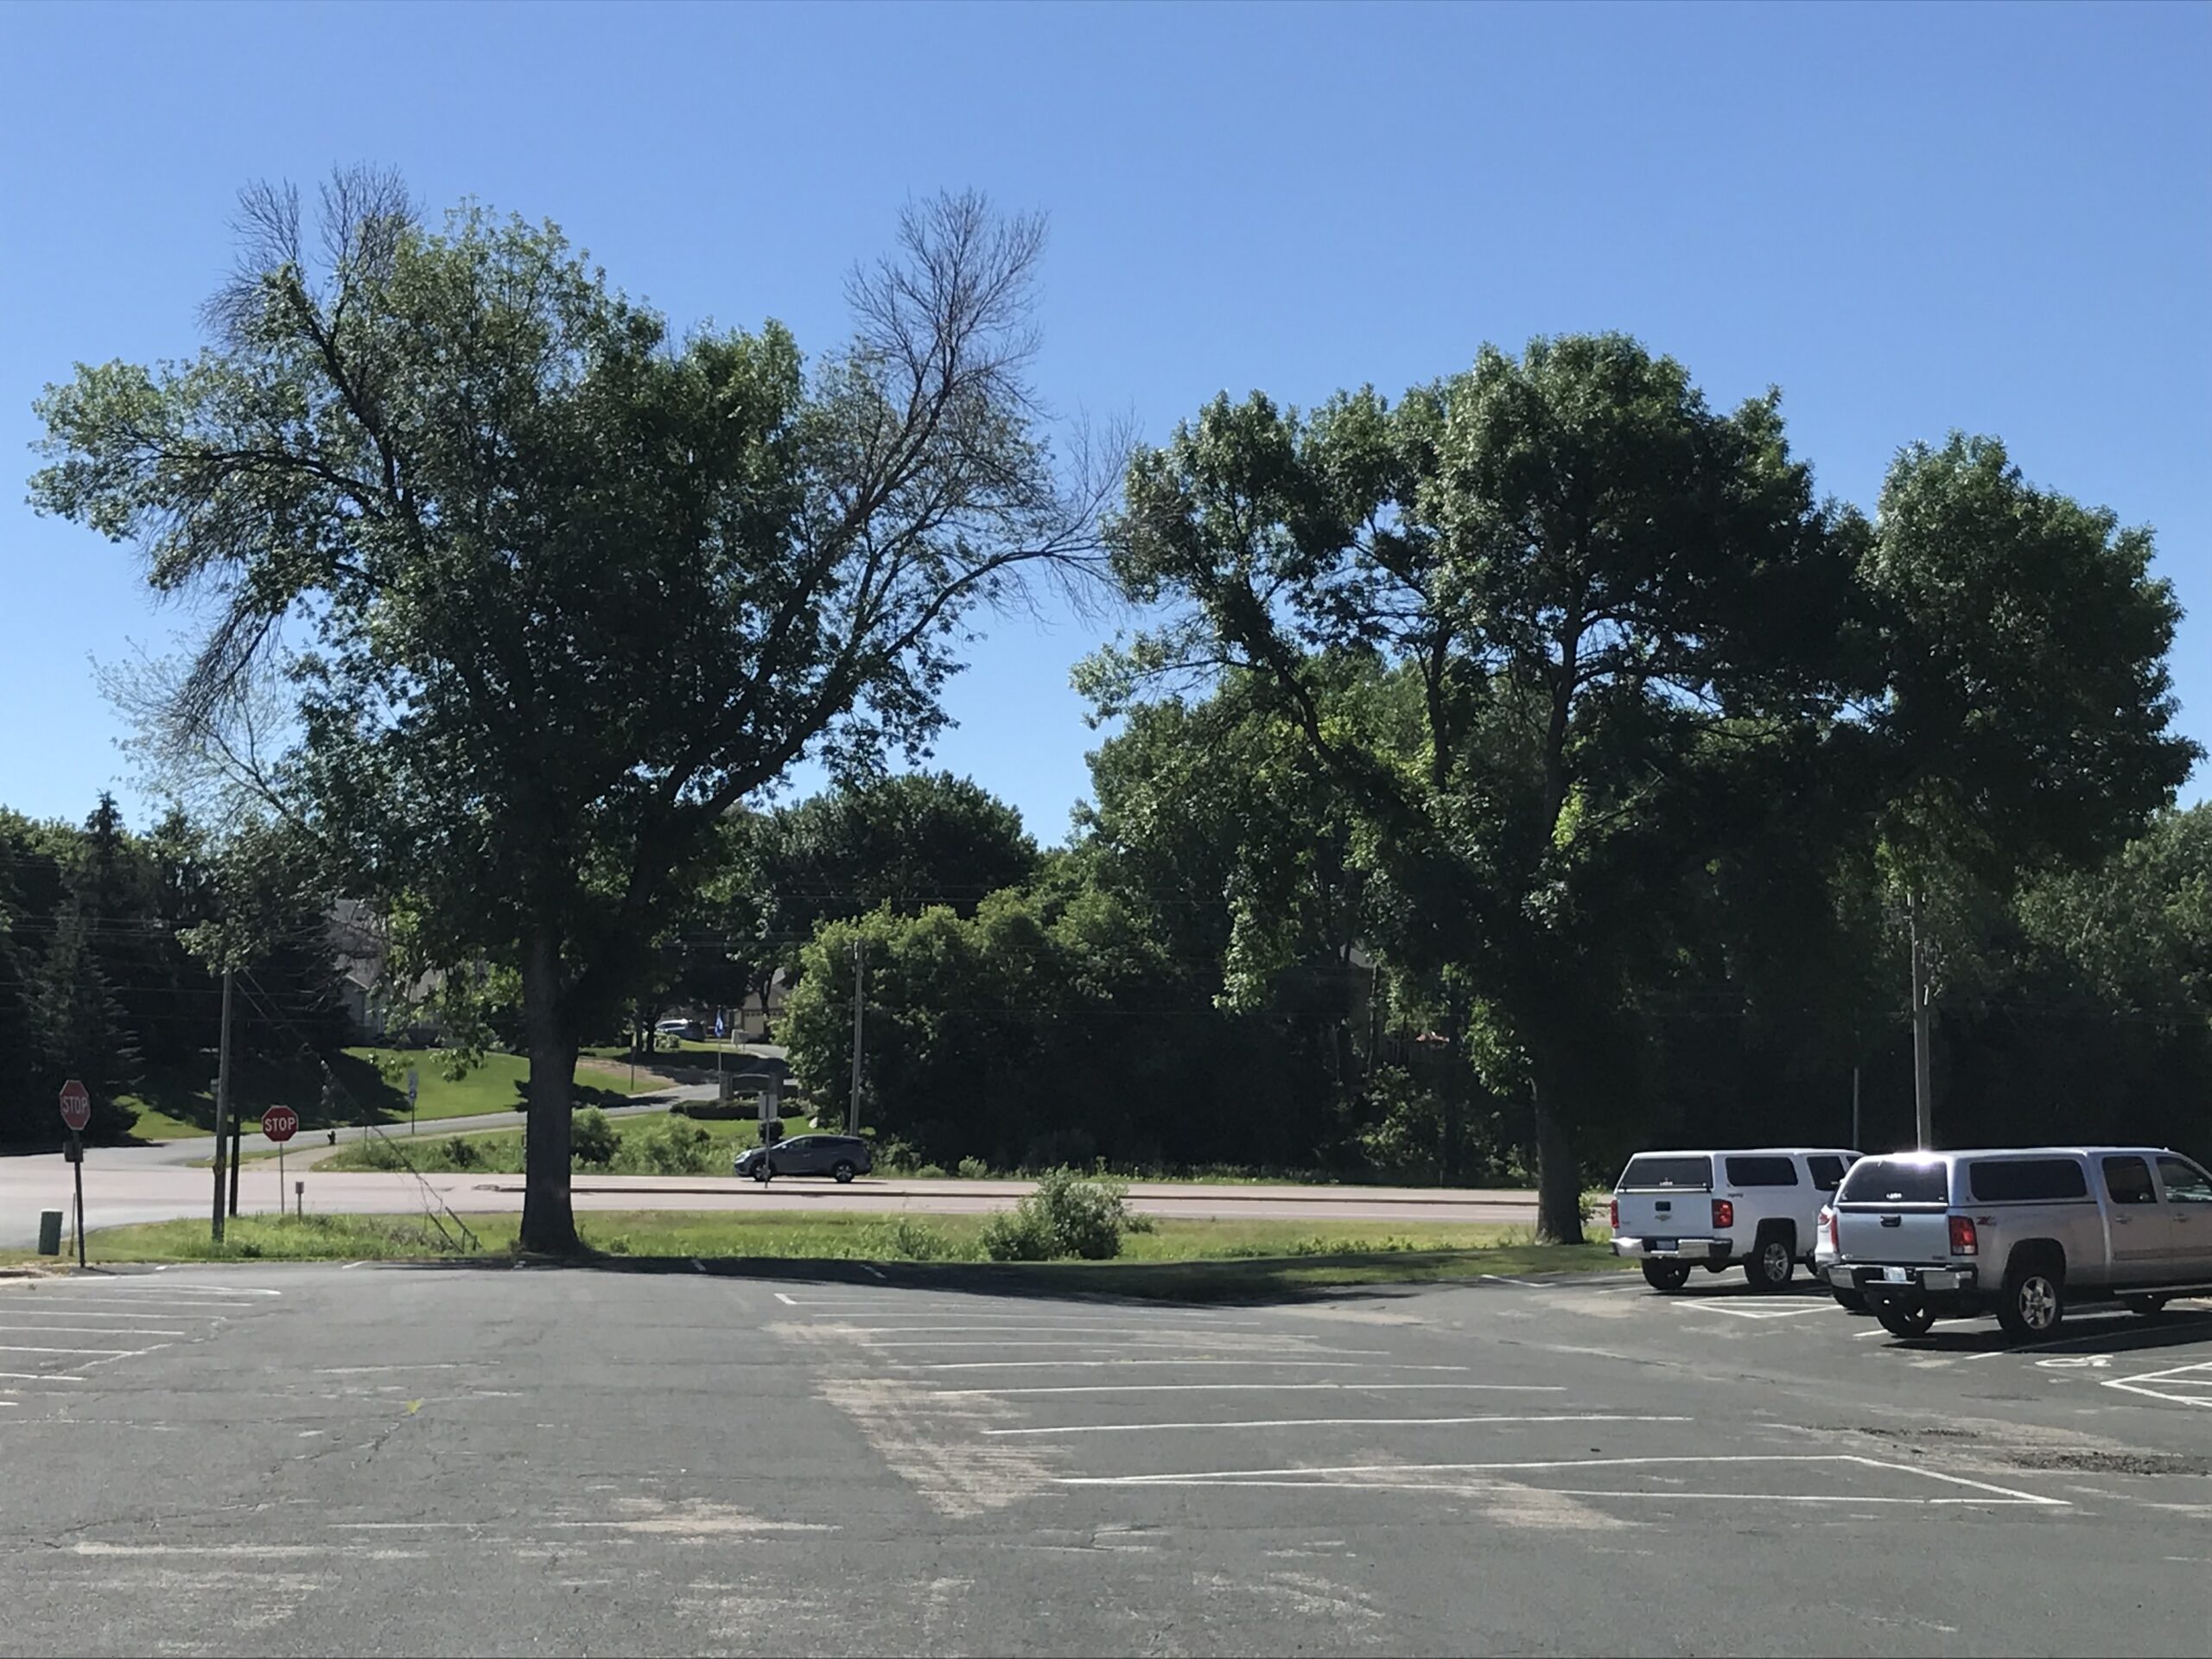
[714, 1010, 726, 1038]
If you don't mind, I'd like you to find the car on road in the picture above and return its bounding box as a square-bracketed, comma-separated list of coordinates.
[655, 1018, 705, 1042]
[1610, 1147, 1859, 1292]
[736, 1133, 872, 1184]
[1827, 1145, 2212, 1341]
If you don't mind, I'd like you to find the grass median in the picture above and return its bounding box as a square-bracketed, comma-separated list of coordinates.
[42, 1211, 1626, 1300]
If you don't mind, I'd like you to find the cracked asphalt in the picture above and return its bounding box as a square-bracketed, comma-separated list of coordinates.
[1, 1262, 2207, 1656]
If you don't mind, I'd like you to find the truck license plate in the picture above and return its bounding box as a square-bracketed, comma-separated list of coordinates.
[1883, 1267, 1910, 1284]
[1652, 1239, 1677, 1253]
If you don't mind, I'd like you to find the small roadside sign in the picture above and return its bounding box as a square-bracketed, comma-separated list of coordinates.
[261, 1106, 299, 1143]
[406, 1068, 419, 1103]
[58, 1079, 92, 1133]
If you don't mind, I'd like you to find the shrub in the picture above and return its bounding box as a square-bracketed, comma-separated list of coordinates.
[570, 1108, 619, 1168]
[955, 1156, 991, 1180]
[442, 1135, 480, 1169]
[979, 1205, 1057, 1262]
[620, 1118, 716, 1175]
[981, 1167, 1135, 1262]
[856, 1217, 970, 1262]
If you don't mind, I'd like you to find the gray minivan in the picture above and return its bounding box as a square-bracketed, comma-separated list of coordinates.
[735, 1134, 872, 1184]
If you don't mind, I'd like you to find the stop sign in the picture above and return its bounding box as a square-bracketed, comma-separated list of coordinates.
[58, 1079, 91, 1133]
[261, 1105, 300, 1144]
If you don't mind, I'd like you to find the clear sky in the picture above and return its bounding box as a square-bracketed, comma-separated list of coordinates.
[3, 1, 2207, 845]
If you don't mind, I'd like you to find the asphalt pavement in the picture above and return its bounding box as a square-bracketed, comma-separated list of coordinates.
[1, 1262, 2205, 1655]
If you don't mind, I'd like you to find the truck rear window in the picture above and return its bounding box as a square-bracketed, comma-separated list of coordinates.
[1968, 1159, 2088, 1202]
[1837, 1158, 1947, 1205]
[1725, 1155, 1799, 1187]
[1619, 1155, 1713, 1191]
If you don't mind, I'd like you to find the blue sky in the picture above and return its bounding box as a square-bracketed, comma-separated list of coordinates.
[3, 1, 2207, 844]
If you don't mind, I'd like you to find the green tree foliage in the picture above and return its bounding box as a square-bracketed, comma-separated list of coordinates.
[31, 173, 1110, 1249]
[1099, 336, 1865, 1238]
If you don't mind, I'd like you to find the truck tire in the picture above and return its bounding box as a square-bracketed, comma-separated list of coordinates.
[1745, 1230, 1796, 1292]
[1641, 1261, 1692, 1292]
[1996, 1255, 2066, 1341]
[1873, 1301, 1935, 1338]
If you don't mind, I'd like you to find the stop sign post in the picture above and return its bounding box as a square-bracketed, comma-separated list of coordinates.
[262, 1106, 300, 1215]
[58, 1080, 90, 1266]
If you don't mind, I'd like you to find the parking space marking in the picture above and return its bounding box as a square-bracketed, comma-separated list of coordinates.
[864, 1340, 1395, 1353]
[1056, 1453, 2068, 1507]
[0, 1343, 143, 1357]
[0, 1324, 191, 1338]
[7, 1298, 259, 1313]
[2103, 1361, 2212, 1409]
[915, 1358, 1474, 1372]
[1675, 1302, 1832, 1322]
[984, 1413, 1691, 1437]
[814, 1323, 1276, 1336]
[928, 1381, 1565, 1398]
[0, 1370, 89, 1382]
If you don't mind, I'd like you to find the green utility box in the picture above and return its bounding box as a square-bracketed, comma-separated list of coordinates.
[36, 1210, 63, 1255]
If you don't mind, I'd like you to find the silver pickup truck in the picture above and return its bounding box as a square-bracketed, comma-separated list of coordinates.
[1826, 1145, 2212, 1341]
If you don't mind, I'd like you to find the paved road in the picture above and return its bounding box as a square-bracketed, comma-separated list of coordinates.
[0, 1141, 1542, 1247]
[0, 1264, 2205, 1655]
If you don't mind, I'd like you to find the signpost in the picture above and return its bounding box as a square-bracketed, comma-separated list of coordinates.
[263, 1105, 299, 1215]
[58, 1080, 90, 1267]
[407, 1068, 419, 1135]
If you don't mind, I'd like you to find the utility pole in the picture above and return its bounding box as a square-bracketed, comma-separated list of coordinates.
[848, 937, 866, 1136]
[227, 1103, 243, 1217]
[1852, 1065, 1862, 1152]
[1908, 889, 1934, 1149]
[211, 968, 234, 1244]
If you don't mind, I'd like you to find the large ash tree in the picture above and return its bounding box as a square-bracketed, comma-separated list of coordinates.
[31, 170, 1110, 1250]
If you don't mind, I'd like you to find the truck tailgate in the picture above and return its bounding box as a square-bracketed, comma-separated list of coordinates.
[1834, 1205, 1949, 1263]
[1617, 1192, 1707, 1238]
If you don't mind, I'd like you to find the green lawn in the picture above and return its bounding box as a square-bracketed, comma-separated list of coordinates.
[36, 1210, 1629, 1300]
[316, 1110, 764, 1174]
[120, 1046, 671, 1142]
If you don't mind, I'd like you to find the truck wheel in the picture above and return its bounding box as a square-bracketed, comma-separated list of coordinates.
[1641, 1261, 1692, 1292]
[1996, 1261, 2065, 1341]
[1745, 1232, 1796, 1292]
[1831, 1288, 1871, 1314]
[1874, 1302, 1936, 1338]
[2122, 1294, 2168, 1321]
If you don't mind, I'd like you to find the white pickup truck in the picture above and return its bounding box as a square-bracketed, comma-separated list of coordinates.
[1610, 1147, 1859, 1292]
[1827, 1144, 2212, 1341]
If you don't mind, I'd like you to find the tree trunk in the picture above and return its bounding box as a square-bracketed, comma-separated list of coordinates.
[1530, 1065, 1585, 1245]
[518, 931, 580, 1254]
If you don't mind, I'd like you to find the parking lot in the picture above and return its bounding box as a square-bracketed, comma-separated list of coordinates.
[1, 1262, 2206, 1656]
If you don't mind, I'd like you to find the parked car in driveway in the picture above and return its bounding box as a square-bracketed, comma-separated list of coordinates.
[1827, 1146, 2212, 1342]
[1610, 1147, 1859, 1292]
[735, 1134, 872, 1184]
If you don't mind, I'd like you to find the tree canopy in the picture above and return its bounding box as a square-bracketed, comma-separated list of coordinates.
[31, 172, 1112, 1248]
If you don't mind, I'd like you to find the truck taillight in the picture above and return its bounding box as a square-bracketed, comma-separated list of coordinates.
[1948, 1214, 1979, 1256]
[1608, 1198, 1618, 1230]
[1712, 1198, 1734, 1230]
[1821, 1206, 1838, 1252]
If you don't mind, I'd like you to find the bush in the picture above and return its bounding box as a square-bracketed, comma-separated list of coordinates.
[618, 1118, 716, 1176]
[855, 1217, 971, 1262]
[981, 1167, 1135, 1262]
[955, 1156, 991, 1180]
[570, 1108, 619, 1168]
[442, 1135, 480, 1169]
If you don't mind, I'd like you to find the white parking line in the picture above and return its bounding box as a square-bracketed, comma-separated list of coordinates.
[814, 1336, 1274, 1344]
[0, 1324, 190, 1338]
[11, 1299, 253, 1313]
[862, 1340, 1393, 1354]
[928, 1381, 1564, 1398]
[1676, 1303, 1832, 1322]
[0, 1371, 90, 1382]
[2103, 1360, 2212, 1408]
[917, 1358, 1473, 1372]
[984, 1413, 1690, 1437]
[0, 1344, 140, 1357]
[1055, 1453, 2067, 1506]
